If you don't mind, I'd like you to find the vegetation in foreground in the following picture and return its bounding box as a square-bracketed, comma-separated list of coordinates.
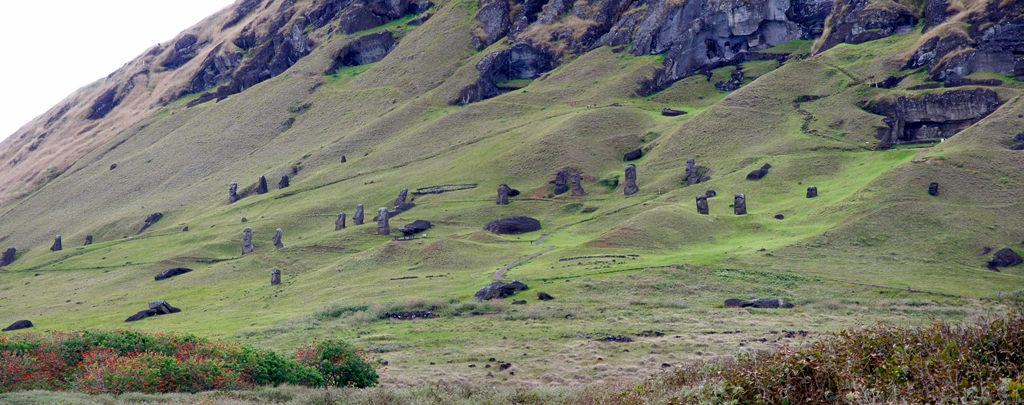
[3, 312, 1024, 404]
[0, 330, 378, 394]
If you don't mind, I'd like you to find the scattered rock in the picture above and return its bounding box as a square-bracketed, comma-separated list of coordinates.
[228, 182, 240, 203]
[354, 204, 365, 225]
[537, 292, 554, 301]
[398, 220, 432, 236]
[278, 175, 290, 189]
[336, 213, 346, 230]
[734, 194, 747, 215]
[155, 267, 192, 281]
[484, 216, 541, 234]
[138, 213, 164, 234]
[978, 246, 993, 256]
[696, 195, 709, 215]
[242, 227, 254, 255]
[383, 310, 438, 320]
[570, 173, 585, 197]
[241, 217, 248, 223]
[637, 330, 664, 337]
[715, 68, 744, 92]
[623, 164, 638, 196]
[271, 269, 281, 286]
[1014, 132, 1024, 143]
[273, 228, 284, 249]
[499, 363, 512, 371]
[109, 163, 117, 170]
[50, 235, 62, 252]
[84, 235, 93, 246]
[475, 280, 528, 300]
[554, 170, 569, 195]
[724, 298, 794, 308]
[807, 186, 818, 198]
[2, 320, 33, 331]
[512, 300, 527, 305]
[598, 335, 633, 342]
[377, 207, 390, 235]
[661, 108, 686, 117]
[182, 227, 189, 232]
[989, 248, 1023, 269]
[623, 148, 643, 161]
[0, 248, 15, 267]
[928, 182, 939, 196]
[256, 175, 268, 195]
[497, 183, 510, 205]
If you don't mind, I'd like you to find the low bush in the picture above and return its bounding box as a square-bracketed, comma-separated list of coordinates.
[296, 340, 378, 388]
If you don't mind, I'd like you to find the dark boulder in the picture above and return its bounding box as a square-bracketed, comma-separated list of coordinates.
[138, 213, 164, 234]
[661, 108, 686, 117]
[161, 34, 200, 70]
[512, 300, 527, 305]
[507, 188, 521, 197]
[623, 148, 643, 161]
[807, 186, 818, 198]
[1014, 132, 1024, 143]
[537, 292, 554, 301]
[1, 248, 15, 267]
[484, 216, 541, 234]
[475, 280, 528, 300]
[774, 214, 784, 220]
[724, 298, 794, 308]
[155, 267, 192, 281]
[398, 220, 432, 236]
[746, 163, 771, 180]
[125, 300, 181, 322]
[2, 320, 33, 331]
[989, 248, 1023, 269]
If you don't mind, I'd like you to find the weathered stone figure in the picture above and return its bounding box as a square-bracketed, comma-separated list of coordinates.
[570, 173, 585, 196]
[354, 204, 365, 225]
[256, 176, 269, 194]
[335, 213, 346, 230]
[624, 164, 639, 195]
[273, 228, 284, 249]
[0, 248, 15, 267]
[928, 182, 939, 196]
[51, 235, 62, 252]
[705, 190, 717, 198]
[554, 170, 569, 195]
[734, 193, 747, 215]
[395, 188, 409, 208]
[696, 195, 709, 215]
[278, 175, 290, 189]
[242, 227, 254, 254]
[228, 182, 240, 203]
[84, 235, 93, 246]
[685, 158, 699, 185]
[377, 207, 390, 235]
[341, 155, 347, 163]
[807, 186, 818, 198]
[497, 184, 510, 205]
[271, 269, 281, 286]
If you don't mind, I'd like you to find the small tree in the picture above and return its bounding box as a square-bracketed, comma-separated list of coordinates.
[296, 339, 378, 388]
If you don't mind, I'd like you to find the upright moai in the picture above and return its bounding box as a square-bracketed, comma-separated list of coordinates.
[623, 164, 639, 196]
[242, 227, 254, 254]
[354, 204, 365, 225]
[273, 228, 284, 249]
[570, 173, 585, 196]
[50, 235, 62, 252]
[278, 175, 290, 189]
[734, 193, 747, 215]
[377, 207, 390, 235]
[270, 269, 281, 286]
[928, 182, 939, 196]
[806, 186, 818, 198]
[497, 184, 510, 205]
[554, 170, 569, 195]
[84, 235, 93, 246]
[685, 158, 699, 185]
[696, 195, 709, 215]
[335, 213, 346, 230]
[228, 182, 240, 203]
[341, 155, 347, 163]
[395, 188, 409, 208]
[256, 176, 269, 194]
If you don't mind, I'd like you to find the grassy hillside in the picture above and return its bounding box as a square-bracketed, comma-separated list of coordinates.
[1, 0, 1023, 389]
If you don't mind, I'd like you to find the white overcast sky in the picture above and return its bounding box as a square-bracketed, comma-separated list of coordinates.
[0, 0, 236, 142]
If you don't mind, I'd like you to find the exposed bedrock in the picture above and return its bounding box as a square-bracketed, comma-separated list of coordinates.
[325, 31, 398, 74]
[814, 0, 917, 54]
[868, 89, 1002, 146]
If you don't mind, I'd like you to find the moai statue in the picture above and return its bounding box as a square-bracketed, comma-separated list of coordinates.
[705, 190, 717, 198]
[228, 182, 240, 203]
[270, 269, 281, 286]
[256, 176, 269, 194]
[734, 193, 747, 215]
[50, 235, 62, 252]
[395, 188, 409, 208]
[928, 182, 939, 196]
[807, 186, 818, 198]
[84, 235, 93, 246]
[497, 184, 510, 205]
[623, 164, 639, 196]
[335, 213, 346, 230]
[570, 173, 585, 196]
[554, 170, 569, 195]
[1, 248, 16, 267]
[354, 204, 365, 225]
[278, 175, 290, 189]
[685, 158, 699, 185]
[273, 228, 284, 249]
[341, 155, 347, 163]
[377, 207, 390, 235]
[242, 227, 254, 254]
[696, 195, 709, 215]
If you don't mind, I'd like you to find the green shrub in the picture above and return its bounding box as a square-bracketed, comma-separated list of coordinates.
[297, 340, 379, 388]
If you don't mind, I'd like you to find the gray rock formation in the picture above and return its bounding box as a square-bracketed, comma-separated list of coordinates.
[929, 182, 939, 196]
[50, 235, 62, 252]
[715, 68, 744, 92]
[242, 227, 254, 254]
[155, 267, 192, 281]
[815, 0, 917, 53]
[497, 183, 510, 205]
[271, 269, 281, 286]
[273, 228, 284, 249]
[696, 195, 709, 215]
[335, 212, 346, 230]
[623, 164, 638, 195]
[377, 207, 390, 235]
[278, 175, 290, 189]
[354, 204, 365, 225]
[326, 31, 398, 74]
[228, 182, 240, 203]
[554, 170, 569, 195]
[807, 186, 818, 198]
[570, 173, 585, 196]
[474, 280, 528, 300]
[398, 220, 432, 236]
[256, 176, 269, 194]
[734, 193, 747, 215]
[2, 320, 33, 331]
[869, 89, 1002, 147]
[455, 42, 556, 105]
[84, 235, 93, 246]
[0, 248, 15, 267]
[484, 216, 541, 234]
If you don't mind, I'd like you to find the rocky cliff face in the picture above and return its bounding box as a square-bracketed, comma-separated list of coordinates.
[869, 89, 1003, 147]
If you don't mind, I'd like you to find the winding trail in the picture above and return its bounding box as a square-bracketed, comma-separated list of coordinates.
[493, 246, 555, 280]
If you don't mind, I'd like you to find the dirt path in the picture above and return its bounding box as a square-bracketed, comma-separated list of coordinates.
[493, 246, 555, 280]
